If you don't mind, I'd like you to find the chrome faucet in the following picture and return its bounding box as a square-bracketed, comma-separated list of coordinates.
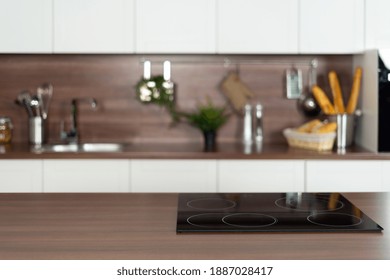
[61, 97, 98, 143]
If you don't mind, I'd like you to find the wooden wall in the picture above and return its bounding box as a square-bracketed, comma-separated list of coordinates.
[0, 54, 353, 144]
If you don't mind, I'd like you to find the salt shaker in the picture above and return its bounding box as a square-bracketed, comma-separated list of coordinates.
[242, 104, 253, 145]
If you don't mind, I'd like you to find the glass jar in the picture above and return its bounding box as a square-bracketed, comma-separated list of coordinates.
[0, 116, 13, 144]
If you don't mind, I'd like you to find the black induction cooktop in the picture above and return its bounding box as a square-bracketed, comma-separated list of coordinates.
[176, 193, 383, 233]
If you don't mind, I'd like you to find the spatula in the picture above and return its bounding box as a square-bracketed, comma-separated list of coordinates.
[16, 90, 34, 117]
[37, 83, 53, 120]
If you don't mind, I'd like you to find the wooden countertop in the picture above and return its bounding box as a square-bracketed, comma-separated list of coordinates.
[1, 142, 389, 160]
[0, 192, 388, 260]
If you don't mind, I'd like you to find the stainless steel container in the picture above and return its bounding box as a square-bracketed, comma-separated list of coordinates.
[329, 114, 355, 149]
[29, 116, 44, 145]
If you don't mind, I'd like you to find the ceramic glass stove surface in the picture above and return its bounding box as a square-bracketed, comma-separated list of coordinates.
[176, 193, 383, 233]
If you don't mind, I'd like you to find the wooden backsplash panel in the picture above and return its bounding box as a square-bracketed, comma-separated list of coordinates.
[0, 54, 353, 144]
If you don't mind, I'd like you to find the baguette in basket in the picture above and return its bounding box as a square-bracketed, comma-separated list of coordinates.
[284, 119, 337, 151]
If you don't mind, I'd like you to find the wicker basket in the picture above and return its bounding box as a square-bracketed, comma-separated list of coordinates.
[283, 128, 336, 151]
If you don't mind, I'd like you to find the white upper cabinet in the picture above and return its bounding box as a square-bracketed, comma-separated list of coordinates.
[0, 0, 373, 54]
[365, 0, 390, 49]
[299, 0, 364, 54]
[0, 0, 52, 53]
[217, 0, 299, 54]
[53, 0, 135, 53]
[217, 0, 298, 54]
[135, 0, 216, 53]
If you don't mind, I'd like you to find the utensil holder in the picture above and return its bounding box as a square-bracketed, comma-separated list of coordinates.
[29, 116, 44, 145]
[328, 114, 356, 149]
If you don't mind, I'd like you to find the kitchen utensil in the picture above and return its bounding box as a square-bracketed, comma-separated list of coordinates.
[346, 67, 362, 114]
[37, 83, 53, 120]
[285, 66, 302, 99]
[329, 71, 345, 113]
[297, 59, 321, 116]
[221, 71, 254, 112]
[30, 96, 41, 117]
[16, 90, 34, 117]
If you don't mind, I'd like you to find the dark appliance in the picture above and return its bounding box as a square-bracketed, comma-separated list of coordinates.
[356, 49, 390, 152]
[176, 193, 383, 233]
[378, 51, 390, 151]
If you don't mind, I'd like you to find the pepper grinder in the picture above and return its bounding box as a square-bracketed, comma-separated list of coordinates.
[254, 104, 263, 143]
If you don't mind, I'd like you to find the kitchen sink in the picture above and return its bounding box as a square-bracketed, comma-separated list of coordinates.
[35, 142, 127, 153]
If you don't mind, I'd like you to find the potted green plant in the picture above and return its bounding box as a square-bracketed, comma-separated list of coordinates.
[181, 100, 230, 151]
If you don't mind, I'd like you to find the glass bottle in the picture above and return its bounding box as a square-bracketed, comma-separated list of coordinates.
[0, 117, 13, 144]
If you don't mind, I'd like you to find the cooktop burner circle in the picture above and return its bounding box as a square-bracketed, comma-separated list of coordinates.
[222, 213, 278, 228]
[187, 197, 236, 211]
[275, 197, 344, 212]
[307, 213, 363, 227]
[187, 213, 225, 228]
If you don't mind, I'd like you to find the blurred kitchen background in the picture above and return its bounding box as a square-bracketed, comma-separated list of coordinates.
[0, 54, 353, 144]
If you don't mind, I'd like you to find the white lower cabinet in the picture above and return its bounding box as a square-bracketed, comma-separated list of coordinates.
[131, 160, 217, 192]
[43, 160, 130, 192]
[2, 159, 388, 193]
[380, 161, 390, 192]
[305, 160, 383, 192]
[218, 160, 305, 192]
[0, 160, 43, 192]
